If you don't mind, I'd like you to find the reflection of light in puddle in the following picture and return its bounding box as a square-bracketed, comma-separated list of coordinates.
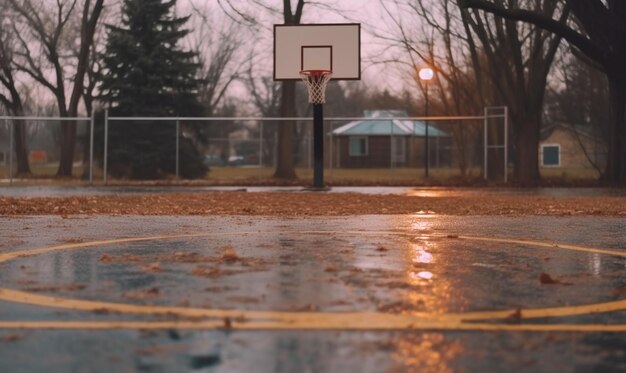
[392, 333, 462, 372]
[403, 236, 457, 317]
[412, 244, 433, 264]
[589, 254, 601, 277]
[406, 189, 453, 197]
[412, 221, 432, 231]
[411, 271, 434, 280]
[413, 211, 437, 218]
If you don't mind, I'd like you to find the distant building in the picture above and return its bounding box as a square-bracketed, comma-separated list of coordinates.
[330, 110, 449, 168]
[539, 123, 607, 173]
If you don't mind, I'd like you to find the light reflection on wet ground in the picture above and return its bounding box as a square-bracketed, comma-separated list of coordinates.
[0, 215, 625, 372]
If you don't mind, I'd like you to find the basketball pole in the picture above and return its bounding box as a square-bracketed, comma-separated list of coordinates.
[313, 103, 324, 188]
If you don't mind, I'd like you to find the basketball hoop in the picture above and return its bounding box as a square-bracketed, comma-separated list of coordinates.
[300, 69, 332, 104]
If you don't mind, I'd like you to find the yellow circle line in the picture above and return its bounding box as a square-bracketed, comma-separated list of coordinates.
[0, 230, 624, 330]
[457, 235, 626, 259]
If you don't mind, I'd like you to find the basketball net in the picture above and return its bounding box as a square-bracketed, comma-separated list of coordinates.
[300, 69, 332, 104]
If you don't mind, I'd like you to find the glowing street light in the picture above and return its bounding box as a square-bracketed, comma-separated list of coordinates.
[418, 67, 434, 81]
[418, 67, 433, 178]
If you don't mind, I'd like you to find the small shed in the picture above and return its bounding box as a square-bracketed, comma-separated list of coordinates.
[539, 123, 607, 171]
[331, 110, 449, 168]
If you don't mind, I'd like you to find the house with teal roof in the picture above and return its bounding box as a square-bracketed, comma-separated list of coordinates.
[330, 110, 450, 168]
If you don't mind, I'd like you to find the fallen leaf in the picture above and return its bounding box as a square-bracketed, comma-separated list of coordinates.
[220, 245, 239, 262]
[504, 308, 522, 323]
[122, 287, 160, 299]
[99, 254, 112, 262]
[539, 273, 560, 284]
[223, 317, 232, 329]
[143, 262, 162, 272]
[1, 334, 23, 342]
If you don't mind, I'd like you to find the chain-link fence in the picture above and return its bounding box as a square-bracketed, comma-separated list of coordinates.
[0, 116, 93, 184]
[102, 108, 507, 185]
[1, 108, 511, 185]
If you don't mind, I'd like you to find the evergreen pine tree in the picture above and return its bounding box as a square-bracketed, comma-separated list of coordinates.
[100, 0, 206, 179]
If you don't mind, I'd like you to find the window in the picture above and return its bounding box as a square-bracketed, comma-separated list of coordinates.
[349, 137, 367, 156]
[541, 144, 560, 167]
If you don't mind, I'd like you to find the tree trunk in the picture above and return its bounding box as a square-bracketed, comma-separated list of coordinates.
[12, 117, 32, 176]
[273, 80, 297, 179]
[55, 0, 104, 178]
[56, 120, 77, 177]
[514, 116, 541, 183]
[604, 75, 626, 183]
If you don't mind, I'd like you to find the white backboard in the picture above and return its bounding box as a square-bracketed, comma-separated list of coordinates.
[274, 23, 361, 81]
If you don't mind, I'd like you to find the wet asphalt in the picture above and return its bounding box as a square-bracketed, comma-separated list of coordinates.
[0, 214, 625, 372]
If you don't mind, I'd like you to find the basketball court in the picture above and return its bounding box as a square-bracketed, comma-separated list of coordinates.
[1, 22, 625, 372]
[0, 211, 625, 371]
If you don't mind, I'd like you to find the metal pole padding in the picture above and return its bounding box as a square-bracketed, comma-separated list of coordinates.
[483, 107, 488, 181]
[504, 106, 509, 184]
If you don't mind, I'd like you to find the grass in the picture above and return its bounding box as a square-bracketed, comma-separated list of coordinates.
[0, 163, 86, 179]
[1, 163, 602, 186]
[205, 166, 484, 184]
[539, 167, 601, 181]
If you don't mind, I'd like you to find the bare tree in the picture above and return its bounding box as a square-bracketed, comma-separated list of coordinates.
[456, 0, 568, 183]
[377, 0, 490, 177]
[215, 0, 310, 179]
[8, 0, 104, 177]
[461, 0, 626, 183]
[273, 0, 305, 179]
[243, 54, 282, 118]
[188, 2, 246, 117]
[0, 7, 30, 176]
[241, 54, 282, 166]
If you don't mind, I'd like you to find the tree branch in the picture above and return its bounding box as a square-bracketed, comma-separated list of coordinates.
[460, 0, 606, 66]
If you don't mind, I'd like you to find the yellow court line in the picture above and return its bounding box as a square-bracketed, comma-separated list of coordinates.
[456, 235, 626, 259]
[0, 232, 258, 264]
[1, 287, 626, 327]
[447, 235, 626, 320]
[0, 230, 625, 330]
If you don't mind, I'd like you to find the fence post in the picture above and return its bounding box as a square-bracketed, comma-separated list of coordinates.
[8, 118, 13, 185]
[389, 120, 392, 182]
[104, 109, 108, 185]
[258, 120, 263, 181]
[436, 130, 440, 168]
[175, 119, 180, 178]
[483, 107, 488, 181]
[504, 106, 508, 184]
[89, 111, 94, 185]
